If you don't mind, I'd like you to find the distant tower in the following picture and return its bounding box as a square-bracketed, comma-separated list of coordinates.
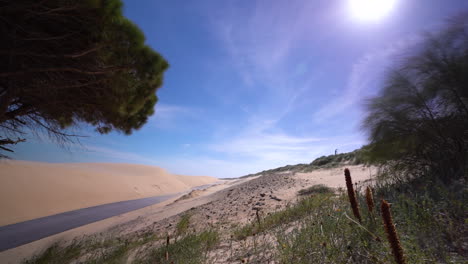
[335, 149, 338, 155]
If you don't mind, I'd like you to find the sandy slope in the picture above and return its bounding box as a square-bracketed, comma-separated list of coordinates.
[0, 161, 217, 226]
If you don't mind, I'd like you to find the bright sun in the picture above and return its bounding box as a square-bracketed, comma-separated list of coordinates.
[349, 0, 396, 22]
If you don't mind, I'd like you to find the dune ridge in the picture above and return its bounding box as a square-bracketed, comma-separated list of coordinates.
[0, 161, 217, 226]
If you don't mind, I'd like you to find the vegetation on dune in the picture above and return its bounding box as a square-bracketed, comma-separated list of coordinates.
[310, 149, 365, 168]
[233, 191, 335, 241]
[233, 148, 366, 180]
[231, 176, 466, 263]
[297, 184, 334, 196]
[361, 13, 468, 182]
[24, 228, 219, 264]
[0, 0, 168, 157]
[176, 213, 192, 237]
[145, 230, 219, 264]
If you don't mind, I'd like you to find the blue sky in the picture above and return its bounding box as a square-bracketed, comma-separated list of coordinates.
[13, 0, 468, 178]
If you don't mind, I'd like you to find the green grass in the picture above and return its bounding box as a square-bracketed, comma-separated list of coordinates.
[176, 213, 191, 235]
[23, 242, 84, 264]
[140, 230, 219, 264]
[24, 239, 139, 264]
[25, 229, 219, 264]
[233, 193, 335, 240]
[274, 179, 467, 263]
[276, 197, 389, 263]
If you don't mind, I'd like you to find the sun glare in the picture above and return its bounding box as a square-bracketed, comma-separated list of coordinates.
[349, 0, 396, 22]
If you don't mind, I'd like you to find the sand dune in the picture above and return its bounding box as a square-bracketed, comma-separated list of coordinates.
[0, 161, 217, 226]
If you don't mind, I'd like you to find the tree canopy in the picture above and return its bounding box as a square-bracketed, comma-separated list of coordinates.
[0, 0, 168, 157]
[362, 14, 468, 181]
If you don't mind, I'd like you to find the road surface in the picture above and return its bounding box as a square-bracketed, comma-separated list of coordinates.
[0, 193, 178, 252]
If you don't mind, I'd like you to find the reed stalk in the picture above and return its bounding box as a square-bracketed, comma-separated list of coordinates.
[166, 235, 170, 261]
[344, 168, 362, 222]
[365, 186, 375, 213]
[381, 199, 406, 264]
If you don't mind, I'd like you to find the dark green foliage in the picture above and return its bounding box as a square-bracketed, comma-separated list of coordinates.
[362, 14, 468, 181]
[0, 0, 168, 155]
[311, 149, 364, 168]
[297, 184, 334, 196]
[310, 155, 335, 166]
[0, 137, 25, 158]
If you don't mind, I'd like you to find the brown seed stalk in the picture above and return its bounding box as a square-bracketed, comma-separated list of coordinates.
[344, 168, 362, 222]
[365, 186, 375, 213]
[381, 200, 406, 264]
[166, 235, 170, 261]
[255, 209, 261, 228]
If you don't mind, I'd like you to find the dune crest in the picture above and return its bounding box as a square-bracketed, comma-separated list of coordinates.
[0, 161, 217, 226]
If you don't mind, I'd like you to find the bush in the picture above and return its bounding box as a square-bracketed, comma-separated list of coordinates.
[362, 14, 468, 182]
[298, 184, 334, 196]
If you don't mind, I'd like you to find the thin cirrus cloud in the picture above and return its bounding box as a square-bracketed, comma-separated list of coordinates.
[313, 35, 422, 123]
[211, 1, 322, 92]
[78, 144, 157, 165]
[210, 132, 326, 158]
[208, 1, 324, 126]
[147, 103, 201, 129]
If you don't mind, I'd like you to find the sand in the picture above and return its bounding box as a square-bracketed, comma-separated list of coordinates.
[0, 160, 217, 226]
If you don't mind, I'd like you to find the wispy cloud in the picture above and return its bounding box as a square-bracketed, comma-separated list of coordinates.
[208, 113, 364, 171]
[147, 103, 201, 129]
[77, 144, 157, 164]
[211, 132, 325, 159]
[313, 36, 422, 122]
[153, 103, 196, 120]
[212, 1, 320, 93]
[216, 132, 362, 161]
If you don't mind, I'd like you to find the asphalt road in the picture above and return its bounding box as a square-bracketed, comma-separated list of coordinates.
[0, 193, 178, 252]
